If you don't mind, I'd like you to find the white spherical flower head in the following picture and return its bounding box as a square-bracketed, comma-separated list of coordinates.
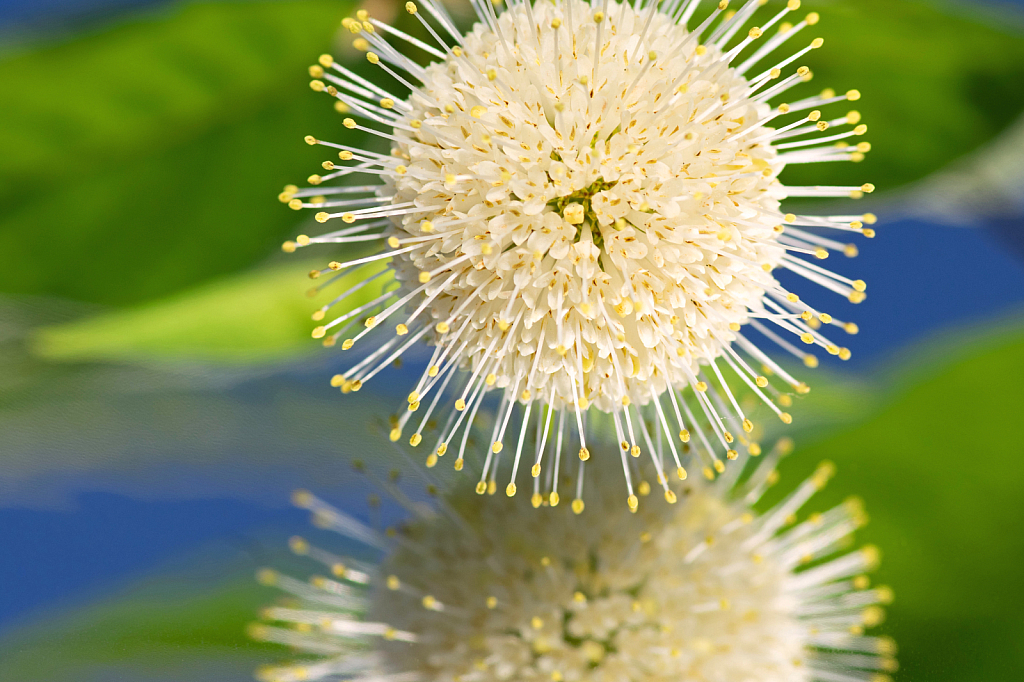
[253, 442, 896, 682]
[285, 0, 876, 504]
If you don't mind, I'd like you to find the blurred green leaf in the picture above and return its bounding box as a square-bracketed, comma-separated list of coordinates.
[31, 260, 386, 363]
[0, 566, 273, 682]
[788, 0, 1024, 193]
[777, 322, 1024, 682]
[0, 0, 354, 307]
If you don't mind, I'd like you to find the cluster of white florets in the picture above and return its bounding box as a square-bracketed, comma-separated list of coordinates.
[286, 0, 875, 501]
[385, 0, 785, 413]
[253, 445, 895, 682]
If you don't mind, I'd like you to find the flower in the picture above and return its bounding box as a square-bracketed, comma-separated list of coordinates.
[282, 0, 876, 501]
[251, 439, 896, 682]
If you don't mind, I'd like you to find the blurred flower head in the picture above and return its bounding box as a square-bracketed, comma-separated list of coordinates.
[282, 0, 876, 502]
[252, 439, 895, 682]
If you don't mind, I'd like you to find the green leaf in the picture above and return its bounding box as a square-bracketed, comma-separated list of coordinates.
[0, 560, 276, 682]
[775, 322, 1024, 682]
[788, 0, 1024, 193]
[0, 0, 354, 307]
[31, 259, 386, 364]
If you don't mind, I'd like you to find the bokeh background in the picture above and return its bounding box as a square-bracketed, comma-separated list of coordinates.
[2, 0, 1024, 680]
